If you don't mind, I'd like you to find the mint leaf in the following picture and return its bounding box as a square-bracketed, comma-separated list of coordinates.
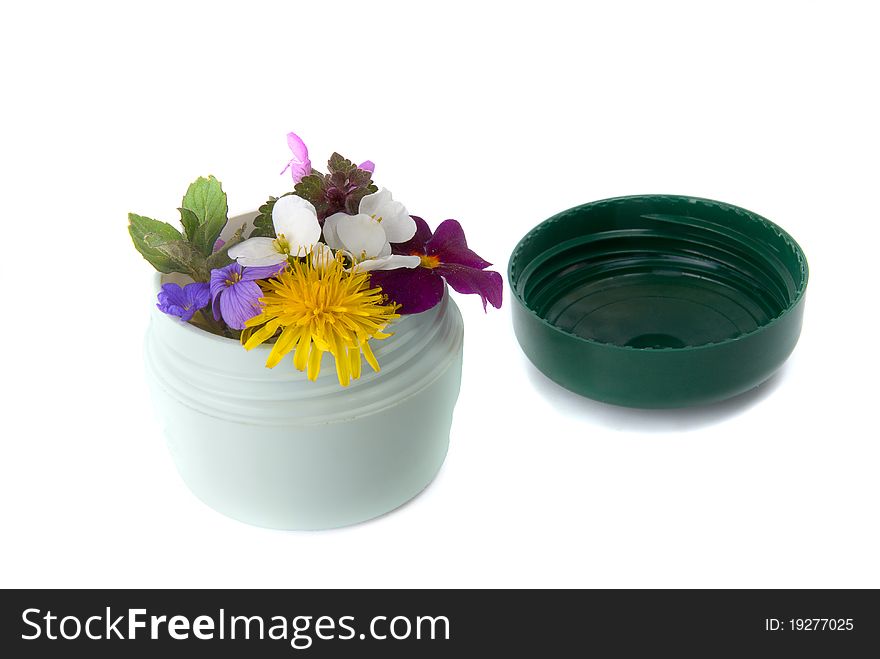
[178, 207, 200, 241]
[181, 176, 228, 256]
[128, 213, 209, 279]
[128, 213, 186, 273]
[151, 240, 208, 281]
[129, 213, 182, 242]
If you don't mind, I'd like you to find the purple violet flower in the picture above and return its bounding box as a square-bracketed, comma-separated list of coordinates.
[210, 262, 285, 330]
[280, 132, 312, 183]
[358, 160, 375, 173]
[368, 217, 503, 314]
[156, 282, 211, 322]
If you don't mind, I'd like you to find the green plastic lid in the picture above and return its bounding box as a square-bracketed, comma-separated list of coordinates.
[509, 195, 808, 408]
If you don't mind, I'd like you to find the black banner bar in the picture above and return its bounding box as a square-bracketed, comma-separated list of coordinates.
[1, 589, 877, 656]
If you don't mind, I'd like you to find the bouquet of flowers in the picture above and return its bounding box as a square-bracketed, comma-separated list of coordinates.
[129, 132, 502, 387]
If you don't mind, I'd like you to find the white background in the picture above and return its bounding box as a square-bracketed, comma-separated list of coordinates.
[1, 1, 878, 588]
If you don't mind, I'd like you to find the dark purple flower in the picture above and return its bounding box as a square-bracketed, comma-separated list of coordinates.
[210, 262, 284, 330]
[368, 217, 503, 314]
[156, 282, 211, 322]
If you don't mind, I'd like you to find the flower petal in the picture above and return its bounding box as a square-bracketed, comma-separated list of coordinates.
[211, 295, 222, 321]
[272, 195, 321, 255]
[282, 160, 312, 182]
[183, 282, 211, 312]
[427, 219, 492, 269]
[157, 283, 186, 309]
[282, 133, 312, 182]
[228, 237, 287, 267]
[355, 255, 421, 272]
[266, 325, 300, 369]
[287, 132, 309, 164]
[436, 263, 503, 311]
[357, 188, 391, 217]
[218, 280, 264, 330]
[368, 267, 445, 314]
[157, 283, 194, 321]
[358, 188, 415, 244]
[389, 216, 432, 255]
[322, 213, 346, 250]
[310, 242, 335, 271]
[381, 213, 416, 244]
[240, 262, 286, 282]
[336, 213, 387, 259]
[210, 263, 242, 320]
[358, 160, 375, 173]
[307, 343, 323, 381]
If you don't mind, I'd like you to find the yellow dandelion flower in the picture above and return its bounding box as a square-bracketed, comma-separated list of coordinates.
[241, 255, 400, 387]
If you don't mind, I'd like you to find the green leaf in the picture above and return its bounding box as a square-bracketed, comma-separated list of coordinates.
[250, 200, 275, 238]
[344, 186, 376, 214]
[129, 212, 182, 242]
[284, 156, 377, 221]
[128, 212, 209, 279]
[128, 213, 186, 273]
[327, 152, 356, 175]
[151, 240, 208, 281]
[327, 171, 347, 190]
[251, 193, 294, 238]
[293, 174, 325, 207]
[293, 175, 334, 220]
[348, 167, 373, 188]
[178, 207, 200, 241]
[181, 175, 228, 256]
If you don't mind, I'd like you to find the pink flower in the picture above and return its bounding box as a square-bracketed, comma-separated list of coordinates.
[280, 132, 312, 183]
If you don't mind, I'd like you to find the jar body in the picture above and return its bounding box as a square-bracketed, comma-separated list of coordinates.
[145, 280, 464, 530]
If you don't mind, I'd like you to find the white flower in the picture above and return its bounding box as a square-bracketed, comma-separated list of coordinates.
[229, 195, 321, 266]
[323, 188, 420, 271]
[309, 241, 336, 271]
[353, 254, 422, 272]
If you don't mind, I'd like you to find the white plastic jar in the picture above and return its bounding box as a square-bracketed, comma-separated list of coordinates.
[144, 270, 464, 530]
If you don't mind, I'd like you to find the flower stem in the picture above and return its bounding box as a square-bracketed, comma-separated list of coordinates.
[199, 309, 226, 336]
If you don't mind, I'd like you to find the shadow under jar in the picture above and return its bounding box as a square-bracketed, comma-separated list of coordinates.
[509, 195, 808, 408]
